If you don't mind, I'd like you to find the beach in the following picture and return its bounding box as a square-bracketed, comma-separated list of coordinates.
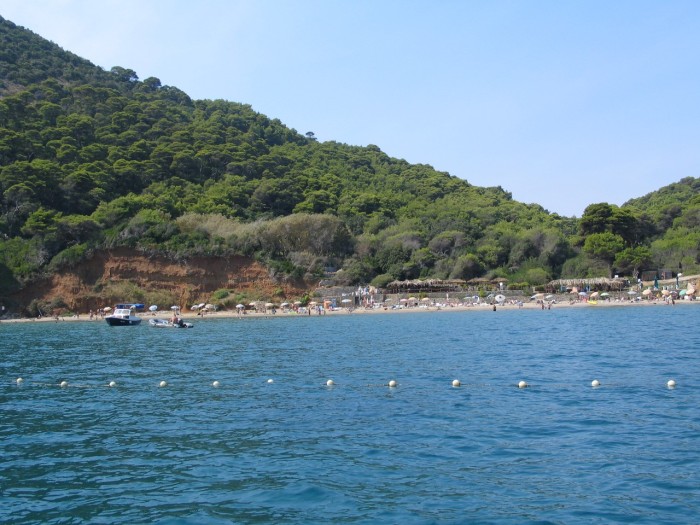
[2, 294, 696, 324]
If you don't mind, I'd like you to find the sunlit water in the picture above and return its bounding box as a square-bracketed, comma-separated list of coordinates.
[2, 305, 699, 524]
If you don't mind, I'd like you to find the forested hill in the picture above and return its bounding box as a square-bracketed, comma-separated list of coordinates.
[1, 15, 699, 308]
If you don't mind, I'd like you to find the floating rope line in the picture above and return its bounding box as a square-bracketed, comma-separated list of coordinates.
[6, 377, 681, 391]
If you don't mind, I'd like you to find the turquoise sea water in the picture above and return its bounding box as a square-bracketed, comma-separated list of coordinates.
[2, 305, 699, 524]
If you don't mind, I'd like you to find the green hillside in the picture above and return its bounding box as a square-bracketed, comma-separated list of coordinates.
[1, 15, 698, 301]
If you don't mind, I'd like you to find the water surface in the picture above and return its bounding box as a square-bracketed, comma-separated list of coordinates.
[2, 306, 699, 523]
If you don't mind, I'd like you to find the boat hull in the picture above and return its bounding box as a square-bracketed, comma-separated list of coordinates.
[149, 318, 193, 328]
[105, 317, 141, 326]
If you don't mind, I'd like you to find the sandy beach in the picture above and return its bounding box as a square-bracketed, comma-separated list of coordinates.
[2, 295, 696, 324]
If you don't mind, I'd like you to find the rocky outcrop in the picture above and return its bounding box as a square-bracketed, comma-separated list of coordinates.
[7, 248, 307, 313]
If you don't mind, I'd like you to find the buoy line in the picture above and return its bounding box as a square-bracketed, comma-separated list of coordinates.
[5, 377, 682, 391]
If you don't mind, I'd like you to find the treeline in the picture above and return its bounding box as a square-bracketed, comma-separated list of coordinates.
[1, 16, 699, 298]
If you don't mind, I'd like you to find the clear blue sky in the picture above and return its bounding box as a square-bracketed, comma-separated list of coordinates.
[3, 0, 699, 217]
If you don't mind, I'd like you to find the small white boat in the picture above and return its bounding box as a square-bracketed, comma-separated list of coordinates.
[105, 304, 143, 326]
[149, 318, 194, 329]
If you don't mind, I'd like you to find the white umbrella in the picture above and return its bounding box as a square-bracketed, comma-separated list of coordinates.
[236, 304, 245, 309]
[627, 290, 638, 295]
[205, 304, 216, 311]
[545, 294, 555, 300]
[341, 299, 352, 304]
[280, 302, 289, 307]
[495, 294, 506, 303]
[149, 305, 158, 312]
[103, 306, 112, 312]
[170, 305, 180, 310]
[198, 303, 206, 309]
[265, 302, 275, 308]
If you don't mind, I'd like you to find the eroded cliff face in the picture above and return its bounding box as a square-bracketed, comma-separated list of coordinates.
[8, 248, 307, 313]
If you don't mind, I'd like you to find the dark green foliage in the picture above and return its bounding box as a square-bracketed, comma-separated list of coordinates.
[1, 15, 699, 294]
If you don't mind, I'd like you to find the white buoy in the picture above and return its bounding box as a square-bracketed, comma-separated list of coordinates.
[267, 378, 274, 383]
[452, 379, 461, 387]
[326, 379, 335, 386]
[667, 379, 676, 389]
[591, 379, 601, 388]
[388, 379, 397, 388]
[212, 380, 220, 388]
[518, 380, 528, 389]
[159, 380, 168, 388]
[108, 381, 117, 388]
[60, 380, 68, 388]
[16, 377, 23, 385]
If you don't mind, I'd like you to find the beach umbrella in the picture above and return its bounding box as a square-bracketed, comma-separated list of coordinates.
[149, 305, 158, 312]
[642, 289, 652, 296]
[341, 299, 352, 304]
[170, 305, 180, 310]
[571, 287, 579, 293]
[578, 291, 588, 296]
[103, 306, 112, 312]
[589, 291, 599, 299]
[495, 294, 506, 303]
[236, 304, 245, 309]
[421, 297, 431, 302]
[627, 290, 637, 295]
[399, 298, 408, 303]
[531, 293, 544, 300]
[293, 300, 302, 305]
[679, 290, 687, 296]
[205, 304, 216, 311]
[198, 303, 206, 309]
[661, 289, 670, 296]
[191, 304, 200, 310]
[280, 302, 289, 307]
[600, 292, 610, 297]
[545, 294, 555, 300]
[265, 302, 275, 308]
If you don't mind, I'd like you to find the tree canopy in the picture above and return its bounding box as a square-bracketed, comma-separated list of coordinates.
[1, 15, 699, 298]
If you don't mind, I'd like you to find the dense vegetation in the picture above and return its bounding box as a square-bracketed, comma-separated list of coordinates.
[1, 15, 699, 299]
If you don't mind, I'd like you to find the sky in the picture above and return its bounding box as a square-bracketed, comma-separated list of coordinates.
[2, 0, 700, 217]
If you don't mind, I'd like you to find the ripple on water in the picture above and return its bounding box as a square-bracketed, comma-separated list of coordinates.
[2, 307, 700, 523]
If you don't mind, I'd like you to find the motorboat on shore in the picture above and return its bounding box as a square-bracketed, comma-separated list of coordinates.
[149, 318, 194, 328]
[104, 303, 144, 326]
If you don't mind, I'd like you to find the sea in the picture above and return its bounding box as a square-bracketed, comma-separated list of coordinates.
[2, 305, 699, 524]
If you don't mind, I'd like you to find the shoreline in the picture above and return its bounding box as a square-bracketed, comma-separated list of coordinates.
[2, 296, 697, 324]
